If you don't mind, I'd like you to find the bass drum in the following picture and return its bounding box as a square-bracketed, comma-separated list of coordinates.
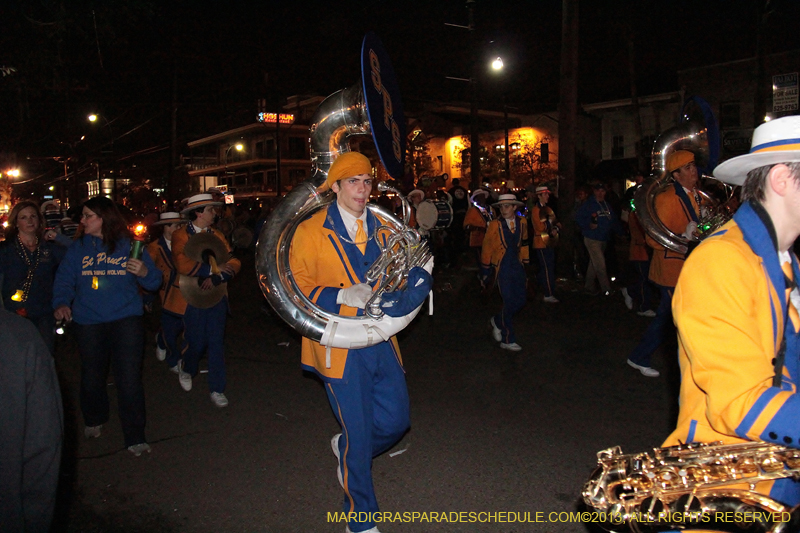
[416, 200, 453, 231]
[232, 226, 254, 250]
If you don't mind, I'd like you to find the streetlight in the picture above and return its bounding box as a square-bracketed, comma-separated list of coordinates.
[219, 142, 244, 191]
[491, 56, 510, 180]
[87, 113, 115, 200]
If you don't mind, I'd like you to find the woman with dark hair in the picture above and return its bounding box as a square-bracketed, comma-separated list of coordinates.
[0, 200, 67, 353]
[53, 196, 161, 456]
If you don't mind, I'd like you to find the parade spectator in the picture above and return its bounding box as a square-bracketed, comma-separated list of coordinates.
[147, 212, 189, 371]
[482, 193, 529, 351]
[53, 196, 161, 456]
[0, 308, 63, 533]
[530, 185, 562, 303]
[627, 150, 702, 377]
[289, 152, 431, 533]
[575, 182, 619, 296]
[463, 188, 492, 269]
[0, 201, 67, 353]
[172, 194, 241, 408]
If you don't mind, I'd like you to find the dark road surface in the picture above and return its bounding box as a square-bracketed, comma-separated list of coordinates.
[51, 249, 678, 533]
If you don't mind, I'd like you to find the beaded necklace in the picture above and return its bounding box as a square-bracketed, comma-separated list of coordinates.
[12, 234, 40, 303]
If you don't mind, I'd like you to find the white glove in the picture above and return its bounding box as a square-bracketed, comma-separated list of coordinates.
[682, 221, 699, 241]
[338, 283, 373, 309]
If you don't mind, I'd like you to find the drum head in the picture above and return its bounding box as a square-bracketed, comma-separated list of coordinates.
[416, 200, 438, 230]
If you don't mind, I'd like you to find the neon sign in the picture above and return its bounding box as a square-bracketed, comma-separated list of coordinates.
[257, 113, 295, 125]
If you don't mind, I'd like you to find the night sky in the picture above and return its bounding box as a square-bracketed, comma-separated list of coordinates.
[2, 0, 799, 173]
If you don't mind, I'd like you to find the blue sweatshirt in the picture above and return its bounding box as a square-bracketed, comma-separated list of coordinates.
[575, 196, 619, 242]
[52, 235, 161, 325]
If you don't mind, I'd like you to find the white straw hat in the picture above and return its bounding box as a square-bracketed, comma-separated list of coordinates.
[714, 116, 800, 186]
[151, 212, 188, 226]
[492, 193, 524, 207]
[181, 194, 222, 214]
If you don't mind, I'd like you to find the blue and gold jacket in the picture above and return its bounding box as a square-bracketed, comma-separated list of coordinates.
[665, 201, 800, 505]
[288, 203, 402, 382]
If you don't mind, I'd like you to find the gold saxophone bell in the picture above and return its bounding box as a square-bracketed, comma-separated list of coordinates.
[583, 441, 800, 532]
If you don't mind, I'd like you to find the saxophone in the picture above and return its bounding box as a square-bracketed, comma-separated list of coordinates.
[582, 441, 800, 532]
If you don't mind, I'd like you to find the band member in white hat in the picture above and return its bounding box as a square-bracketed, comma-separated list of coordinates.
[172, 194, 241, 407]
[463, 188, 492, 268]
[481, 193, 529, 351]
[530, 185, 561, 303]
[663, 116, 800, 506]
[147, 212, 188, 371]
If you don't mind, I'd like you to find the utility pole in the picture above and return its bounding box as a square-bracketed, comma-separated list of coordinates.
[557, 0, 579, 275]
[468, 0, 481, 191]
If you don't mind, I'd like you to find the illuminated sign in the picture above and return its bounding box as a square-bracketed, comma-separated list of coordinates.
[257, 113, 295, 125]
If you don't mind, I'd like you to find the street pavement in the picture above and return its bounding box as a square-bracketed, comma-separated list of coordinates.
[52, 247, 679, 533]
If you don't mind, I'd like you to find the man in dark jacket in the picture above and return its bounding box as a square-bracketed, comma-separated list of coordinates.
[575, 181, 619, 295]
[0, 309, 63, 532]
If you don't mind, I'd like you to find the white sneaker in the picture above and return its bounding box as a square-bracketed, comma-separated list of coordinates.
[155, 333, 166, 361]
[637, 309, 656, 318]
[543, 295, 560, 303]
[84, 425, 103, 439]
[331, 433, 343, 488]
[621, 288, 633, 310]
[500, 342, 522, 352]
[490, 317, 502, 342]
[169, 362, 181, 374]
[627, 359, 660, 377]
[128, 443, 151, 456]
[178, 361, 192, 391]
[210, 392, 228, 407]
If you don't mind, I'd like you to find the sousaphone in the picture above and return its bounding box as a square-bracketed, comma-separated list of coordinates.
[179, 232, 230, 309]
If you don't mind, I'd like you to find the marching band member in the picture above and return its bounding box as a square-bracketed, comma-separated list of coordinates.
[289, 152, 431, 533]
[146, 212, 188, 372]
[530, 185, 561, 303]
[406, 188, 425, 231]
[481, 193, 529, 351]
[172, 194, 241, 408]
[627, 150, 702, 377]
[664, 116, 800, 505]
[463, 189, 492, 269]
[52, 196, 161, 456]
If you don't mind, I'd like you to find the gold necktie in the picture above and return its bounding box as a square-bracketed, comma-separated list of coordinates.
[356, 220, 367, 254]
[782, 261, 800, 331]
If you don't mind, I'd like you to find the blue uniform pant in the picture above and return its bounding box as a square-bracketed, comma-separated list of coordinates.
[628, 285, 674, 368]
[73, 315, 146, 447]
[626, 260, 653, 312]
[494, 263, 527, 344]
[182, 298, 228, 393]
[326, 343, 410, 533]
[535, 247, 556, 297]
[158, 311, 186, 368]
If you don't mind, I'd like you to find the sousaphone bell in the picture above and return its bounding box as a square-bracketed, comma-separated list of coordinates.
[179, 232, 230, 309]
